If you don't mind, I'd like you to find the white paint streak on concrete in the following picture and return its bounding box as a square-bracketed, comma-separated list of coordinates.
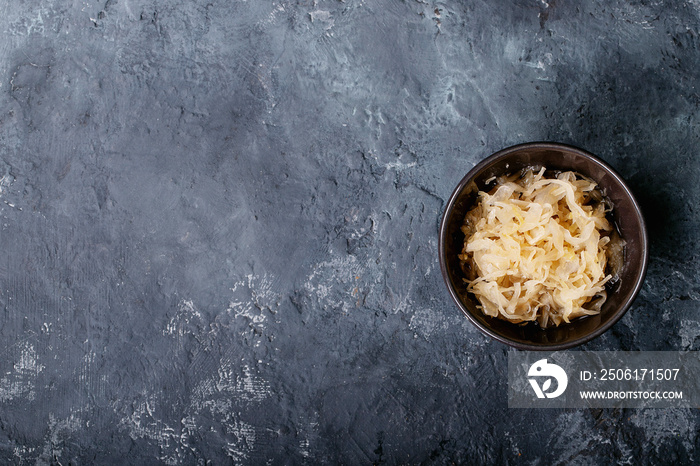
[39, 413, 83, 462]
[164, 299, 203, 337]
[188, 396, 254, 462]
[304, 255, 365, 309]
[227, 274, 280, 333]
[13, 445, 37, 463]
[309, 9, 334, 30]
[0, 174, 13, 197]
[115, 394, 184, 465]
[185, 357, 274, 462]
[258, 2, 286, 28]
[0, 342, 44, 402]
[383, 160, 417, 170]
[409, 307, 449, 339]
[8, 9, 45, 36]
[124, 282, 277, 461]
[299, 438, 311, 458]
[194, 362, 272, 405]
[223, 421, 257, 462]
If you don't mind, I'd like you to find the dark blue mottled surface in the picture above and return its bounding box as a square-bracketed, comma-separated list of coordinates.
[0, 0, 699, 464]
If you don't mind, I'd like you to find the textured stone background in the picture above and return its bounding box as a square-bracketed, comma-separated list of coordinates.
[0, 0, 699, 464]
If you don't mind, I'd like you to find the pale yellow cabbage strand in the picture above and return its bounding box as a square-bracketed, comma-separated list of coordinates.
[460, 169, 612, 327]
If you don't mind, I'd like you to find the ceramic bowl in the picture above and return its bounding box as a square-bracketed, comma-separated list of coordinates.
[438, 142, 648, 350]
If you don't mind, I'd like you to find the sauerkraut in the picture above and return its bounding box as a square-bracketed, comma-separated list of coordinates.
[459, 167, 618, 327]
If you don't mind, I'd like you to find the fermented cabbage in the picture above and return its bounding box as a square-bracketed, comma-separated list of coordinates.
[459, 167, 618, 327]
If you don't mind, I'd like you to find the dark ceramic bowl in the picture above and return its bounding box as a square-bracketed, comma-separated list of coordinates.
[439, 142, 648, 350]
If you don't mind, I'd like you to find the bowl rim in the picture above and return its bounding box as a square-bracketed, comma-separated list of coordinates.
[438, 141, 649, 350]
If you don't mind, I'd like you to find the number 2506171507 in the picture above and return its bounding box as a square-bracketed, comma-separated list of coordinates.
[598, 368, 680, 381]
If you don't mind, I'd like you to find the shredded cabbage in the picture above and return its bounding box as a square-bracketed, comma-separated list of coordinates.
[459, 168, 615, 327]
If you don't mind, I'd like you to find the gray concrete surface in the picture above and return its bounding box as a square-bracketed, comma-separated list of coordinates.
[0, 0, 699, 464]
